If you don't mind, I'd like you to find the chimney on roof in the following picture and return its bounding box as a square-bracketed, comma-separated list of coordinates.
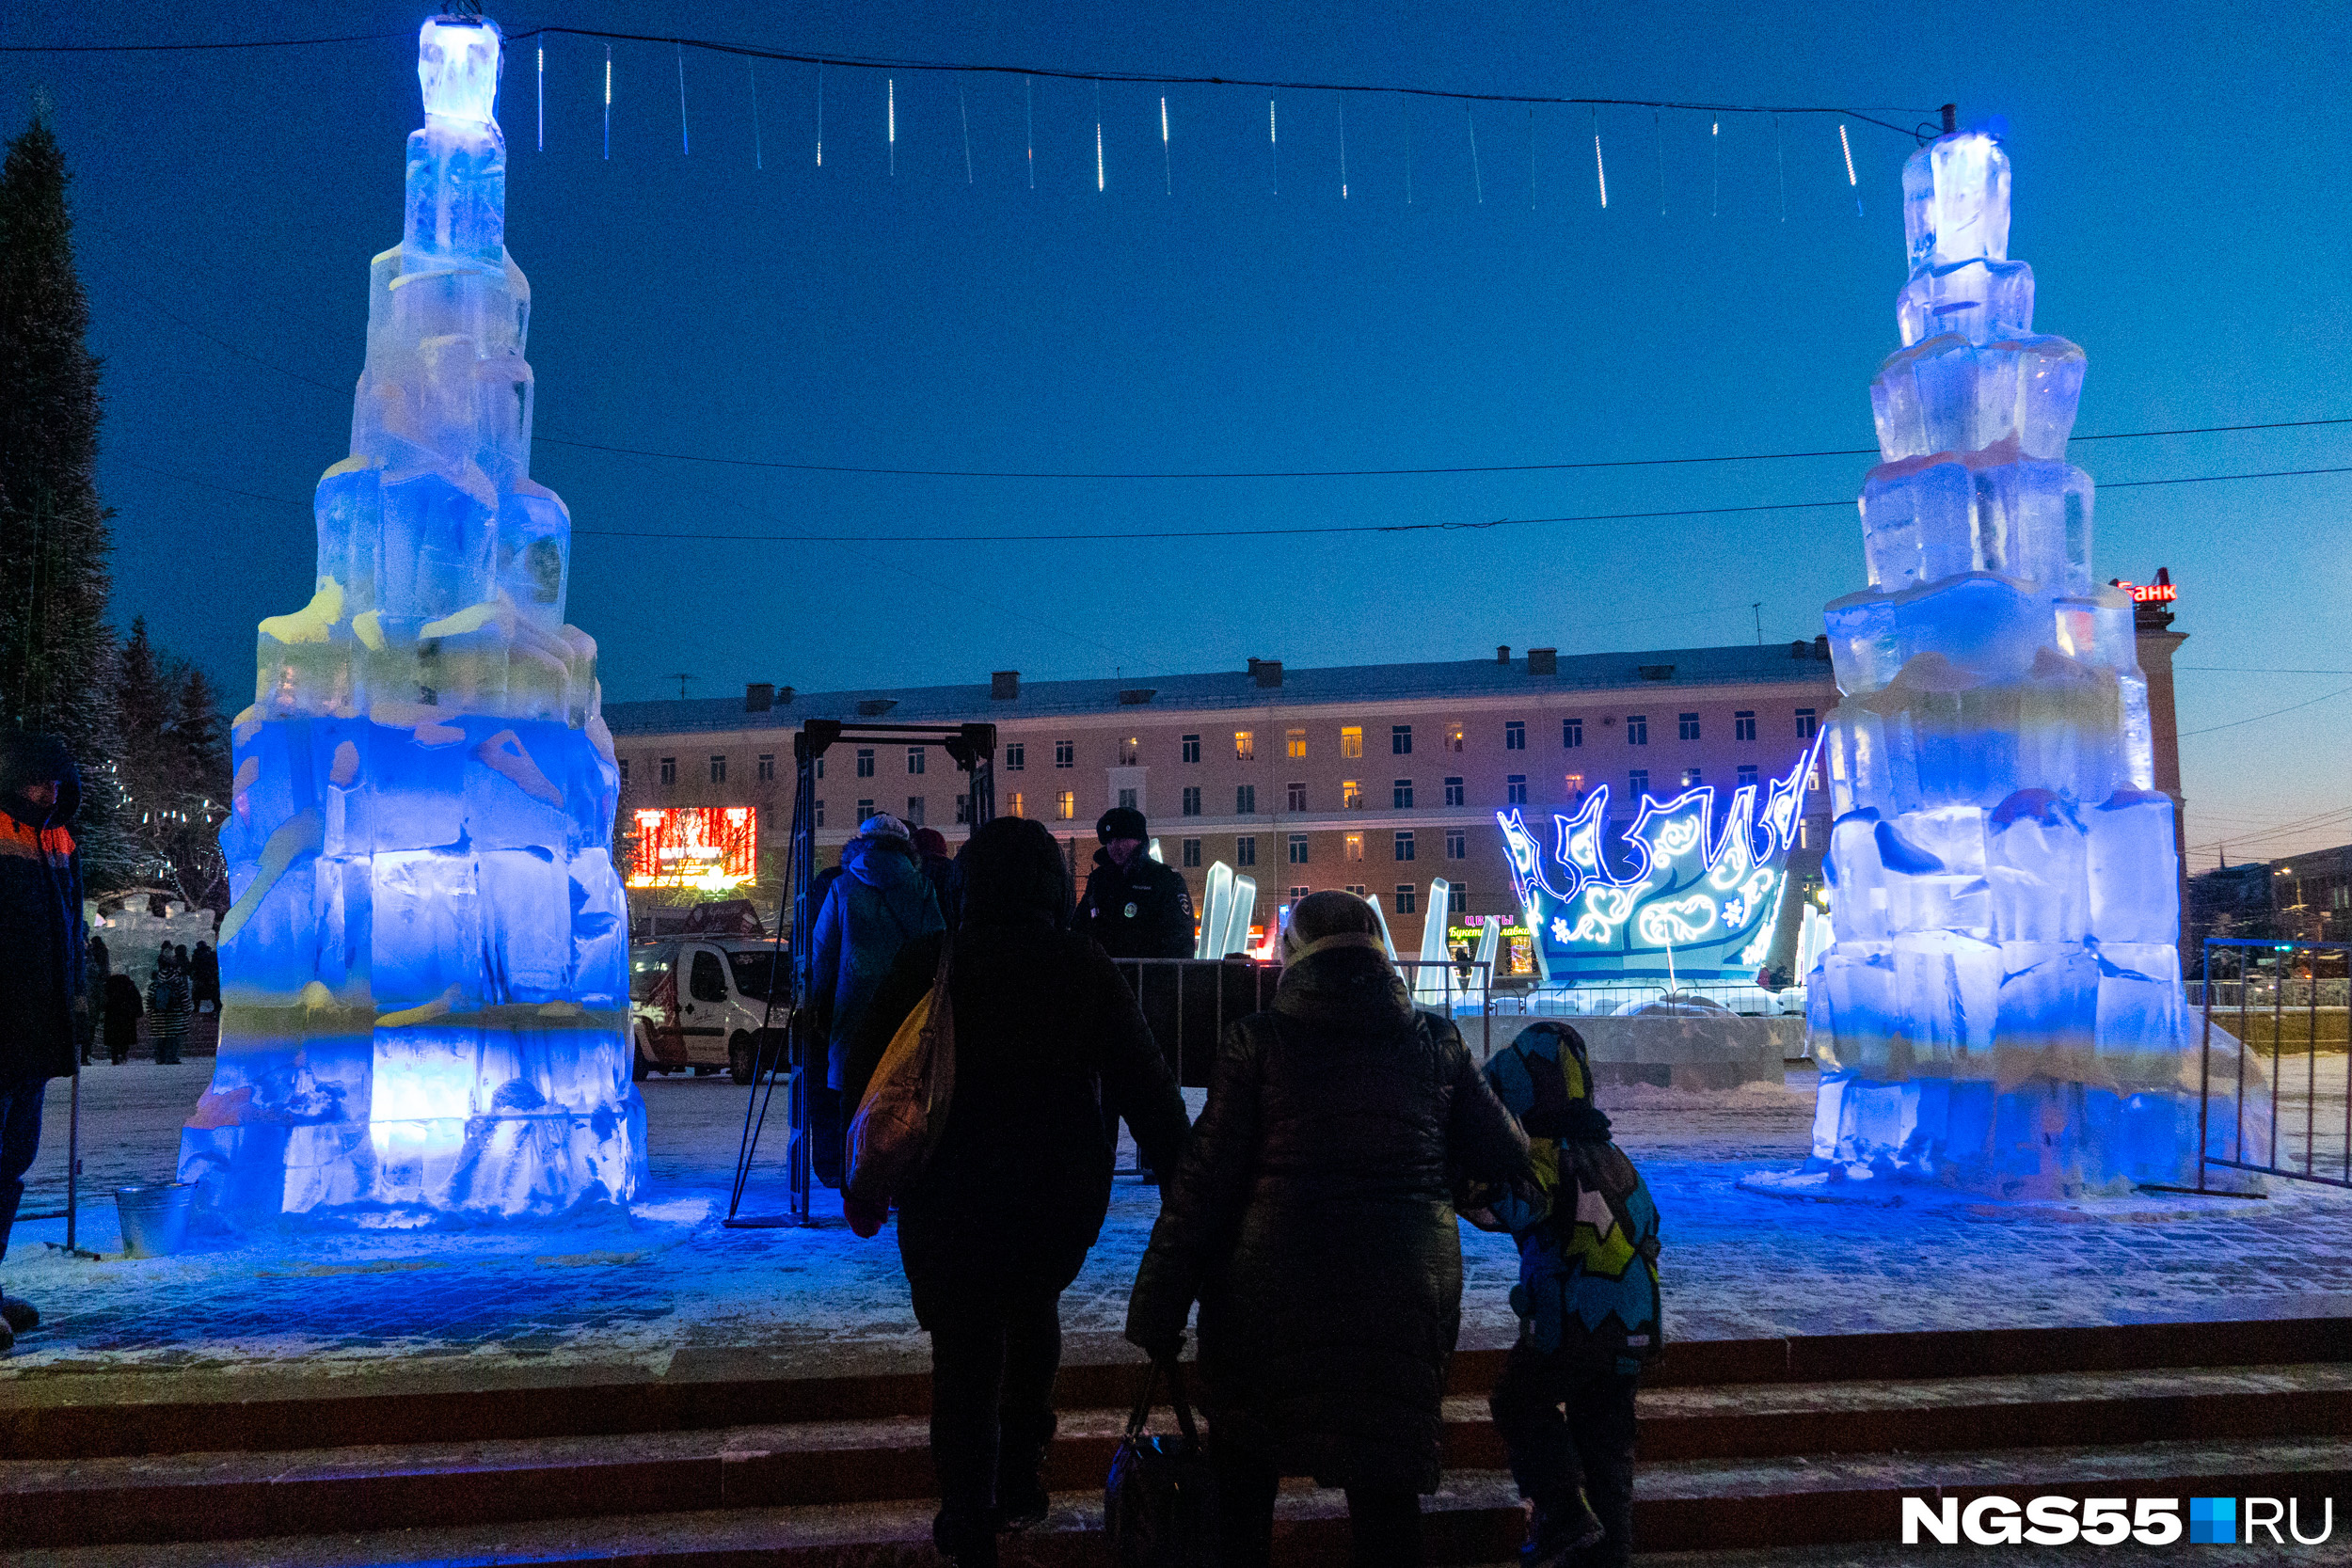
[1497, 645, 1511, 665]
[1528, 647, 1557, 675]
[991, 671, 1020, 701]
[1813, 634, 1831, 660]
[1248, 658, 1283, 689]
[744, 682, 774, 712]
[1789, 640, 1809, 659]
[778, 685, 795, 705]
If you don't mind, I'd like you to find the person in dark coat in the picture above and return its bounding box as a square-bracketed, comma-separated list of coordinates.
[0, 733, 87, 1352]
[147, 950, 195, 1066]
[805, 814, 944, 1186]
[1075, 806, 1194, 959]
[847, 816, 1189, 1568]
[909, 826, 962, 935]
[188, 941, 219, 1012]
[79, 932, 110, 1065]
[103, 974, 143, 1065]
[1126, 890, 1530, 1568]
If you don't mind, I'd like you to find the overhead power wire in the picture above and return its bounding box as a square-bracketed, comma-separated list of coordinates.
[1, 24, 1938, 138]
[536, 417, 2352, 481]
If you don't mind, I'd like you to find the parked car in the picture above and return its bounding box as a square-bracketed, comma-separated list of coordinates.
[629, 938, 790, 1084]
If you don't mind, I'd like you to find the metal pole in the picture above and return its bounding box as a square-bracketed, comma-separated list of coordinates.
[2197, 938, 2214, 1189]
[2305, 945, 2319, 1175]
[66, 1062, 79, 1252]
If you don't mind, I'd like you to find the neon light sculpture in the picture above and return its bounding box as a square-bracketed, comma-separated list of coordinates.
[1498, 749, 1816, 984]
[179, 13, 644, 1223]
[1803, 125, 2209, 1196]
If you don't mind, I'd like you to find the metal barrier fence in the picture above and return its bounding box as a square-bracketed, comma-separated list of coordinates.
[2187, 979, 2352, 1010]
[2194, 939, 2351, 1194]
[1107, 957, 1496, 1077]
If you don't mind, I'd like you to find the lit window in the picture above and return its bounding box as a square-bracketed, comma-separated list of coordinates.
[1444, 777, 1465, 807]
[1182, 837, 1201, 868]
[1286, 728, 1307, 760]
[1182, 786, 1202, 816]
[1344, 832, 1364, 862]
[1057, 790, 1076, 820]
[1683, 768, 1702, 788]
[1445, 723, 1465, 752]
[858, 799, 875, 822]
[1507, 774, 1527, 804]
[757, 753, 775, 782]
[906, 797, 926, 826]
[1119, 787, 1138, 809]
[1800, 818, 1810, 849]
[1056, 739, 1075, 768]
[1341, 726, 1363, 759]
[907, 747, 926, 775]
[1735, 710, 1756, 741]
[1009, 791, 1025, 817]
[1395, 883, 1418, 914]
[1236, 784, 1257, 814]
[660, 756, 676, 785]
[1626, 715, 1648, 745]
[1504, 721, 1525, 751]
[1565, 772, 1584, 796]
[1236, 835, 1257, 867]
[1795, 707, 1819, 738]
[1234, 730, 1255, 762]
[1563, 717, 1584, 749]
[1182, 734, 1200, 764]
[1445, 828, 1467, 859]
[1737, 764, 1759, 788]
[816, 756, 826, 780]
[856, 749, 876, 778]
[1393, 779, 1414, 809]
[1287, 782, 1308, 812]
[1343, 780, 1364, 810]
[1678, 712, 1701, 741]
[1288, 833, 1310, 864]
[1394, 831, 1415, 862]
[1391, 724, 1413, 755]
[1005, 743, 1025, 770]
[1629, 769, 1649, 799]
[1120, 736, 1139, 765]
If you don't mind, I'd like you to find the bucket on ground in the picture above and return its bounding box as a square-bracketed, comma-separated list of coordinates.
[114, 1182, 195, 1258]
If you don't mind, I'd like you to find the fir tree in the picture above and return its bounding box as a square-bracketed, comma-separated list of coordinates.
[112, 618, 230, 907]
[0, 112, 131, 881]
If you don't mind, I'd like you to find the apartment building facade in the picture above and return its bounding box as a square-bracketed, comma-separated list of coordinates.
[603, 641, 1845, 958]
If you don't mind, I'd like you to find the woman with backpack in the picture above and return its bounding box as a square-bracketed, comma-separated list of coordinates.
[1125, 890, 1530, 1568]
[846, 816, 1189, 1568]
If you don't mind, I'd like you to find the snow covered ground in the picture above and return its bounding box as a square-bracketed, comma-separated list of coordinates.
[3, 1061, 2347, 1393]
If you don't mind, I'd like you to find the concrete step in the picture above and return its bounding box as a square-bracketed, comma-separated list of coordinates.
[8, 1363, 2350, 1550]
[9, 1314, 2344, 1463]
[10, 1438, 2350, 1568]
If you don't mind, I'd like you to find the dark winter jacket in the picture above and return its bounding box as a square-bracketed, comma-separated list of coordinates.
[0, 733, 87, 1083]
[1126, 942, 1529, 1491]
[811, 834, 946, 1088]
[103, 973, 143, 1050]
[1077, 848, 1196, 959]
[189, 942, 220, 1007]
[847, 816, 1190, 1325]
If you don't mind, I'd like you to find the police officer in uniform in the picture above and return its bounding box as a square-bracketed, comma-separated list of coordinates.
[1077, 807, 1194, 1181]
[1077, 807, 1195, 960]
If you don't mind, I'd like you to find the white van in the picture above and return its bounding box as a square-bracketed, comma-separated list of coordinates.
[628, 938, 790, 1084]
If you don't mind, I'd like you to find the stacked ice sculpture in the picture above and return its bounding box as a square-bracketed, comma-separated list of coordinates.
[1804, 128, 2209, 1196]
[179, 14, 645, 1222]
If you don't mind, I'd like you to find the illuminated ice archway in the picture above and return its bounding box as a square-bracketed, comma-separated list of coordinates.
[1497, 742, 1819, 984]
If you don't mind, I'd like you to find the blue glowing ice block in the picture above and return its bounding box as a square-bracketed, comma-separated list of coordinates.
[179, 14, 645, 1223]
[1804, 129, 2250, 1197]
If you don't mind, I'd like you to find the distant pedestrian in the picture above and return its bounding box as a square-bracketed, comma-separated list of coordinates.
[189, 940, 219, 1013]
[0, 733, 88, 1354]
[806, 814, 944, 1187]
[103, 974, 142, 1065]
[847, 816, 1189, 1568]
[79, 932, 110, 1065]
[910, 826, 961, 933]
[1127, 891, 1530, 1568]
[147, 952, 194, 1066]
[1472, 1022, 1663, 1568]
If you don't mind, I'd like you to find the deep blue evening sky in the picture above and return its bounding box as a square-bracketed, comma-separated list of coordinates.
[4, 1, 2346, 858]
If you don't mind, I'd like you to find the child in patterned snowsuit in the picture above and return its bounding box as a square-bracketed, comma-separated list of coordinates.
[145, 956, 194, 1066]
[1466, 1022, 1662, 1568]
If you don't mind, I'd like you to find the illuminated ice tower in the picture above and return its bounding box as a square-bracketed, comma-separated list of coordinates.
[1805, 127, 2204, 1196]
[180, 14, 645, 1221]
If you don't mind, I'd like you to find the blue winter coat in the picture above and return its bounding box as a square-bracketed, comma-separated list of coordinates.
[811, 835, 945, 1088]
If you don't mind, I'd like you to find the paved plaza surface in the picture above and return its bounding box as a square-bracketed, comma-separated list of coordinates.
[6, 1058, 2350, 1404]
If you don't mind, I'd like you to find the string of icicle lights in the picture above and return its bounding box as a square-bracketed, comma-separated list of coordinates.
[486, 25, 1941, 212]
